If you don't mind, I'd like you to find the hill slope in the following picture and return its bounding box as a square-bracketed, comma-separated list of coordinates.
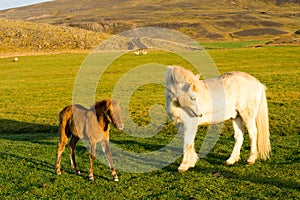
[0, 18, 107, 56]
[0, 0, 299, 41]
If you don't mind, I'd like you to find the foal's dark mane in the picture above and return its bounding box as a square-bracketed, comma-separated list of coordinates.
[92, 99, 112, 131]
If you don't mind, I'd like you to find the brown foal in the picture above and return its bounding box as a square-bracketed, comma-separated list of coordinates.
[55, 99, 123, 181]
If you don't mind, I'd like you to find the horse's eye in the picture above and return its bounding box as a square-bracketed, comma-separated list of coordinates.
[190, 96, 196, 101]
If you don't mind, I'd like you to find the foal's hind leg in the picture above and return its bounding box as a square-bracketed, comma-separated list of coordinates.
[69, 136, 80, 175]
[101, 139, 119, 181]
[226, 117, 244, 165]
[56, 134, 68, 175]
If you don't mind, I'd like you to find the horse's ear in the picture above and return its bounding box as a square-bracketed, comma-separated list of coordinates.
[191, 83, 199, 92]
[195, 73, 201, 80]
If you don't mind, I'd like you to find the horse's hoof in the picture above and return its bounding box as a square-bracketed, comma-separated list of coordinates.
[178, 167, 188, 173]
[178, 163, 192, 172]
[225, 156, 240, 166]
[225, 161, 234, 166]
[247, 155, 257, 165]
[178, 169, 187, 173]
[89, 176, 94, 181]
[247, 160, 255, 165]
[56, 171, 62, 175]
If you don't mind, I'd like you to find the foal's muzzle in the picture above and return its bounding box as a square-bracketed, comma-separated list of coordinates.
[115, 123, 124, 131]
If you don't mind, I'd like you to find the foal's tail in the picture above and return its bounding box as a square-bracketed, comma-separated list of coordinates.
[256, 86, 271, 160]
[58, 106, 72, 140]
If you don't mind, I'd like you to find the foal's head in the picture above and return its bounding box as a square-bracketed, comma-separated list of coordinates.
[94, 99, 124, 131]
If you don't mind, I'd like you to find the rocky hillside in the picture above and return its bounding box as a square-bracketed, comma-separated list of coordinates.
[0, 0, 299, 41]
[0, 18, 107, 55]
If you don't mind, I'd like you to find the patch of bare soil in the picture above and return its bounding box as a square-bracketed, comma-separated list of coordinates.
[233, 28, 288, 37]
[254, 34, 300, 47]
[206, 33, 224, 39]
[265, 34, 300, 45]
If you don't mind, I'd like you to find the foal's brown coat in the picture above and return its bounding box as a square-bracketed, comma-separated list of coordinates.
[55, 99, 123, 181]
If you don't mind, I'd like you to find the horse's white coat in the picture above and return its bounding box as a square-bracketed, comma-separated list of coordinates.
[165, 66, 271, 172]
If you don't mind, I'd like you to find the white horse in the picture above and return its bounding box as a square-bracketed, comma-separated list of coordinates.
[165, 65, 271, 172]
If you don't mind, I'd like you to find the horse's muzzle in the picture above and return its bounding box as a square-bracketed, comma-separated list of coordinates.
[186, 108, 202, 118]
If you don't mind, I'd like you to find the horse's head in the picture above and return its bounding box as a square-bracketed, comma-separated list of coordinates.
[165, 66, 203, 120]
[94, 99, 124, 131]
[176, 82, 202, 118]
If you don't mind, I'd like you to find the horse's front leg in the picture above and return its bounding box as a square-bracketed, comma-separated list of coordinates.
[101, 139, 118, 181]
[89, 142, 96, 181]
[177, 114, 199, 172]
[226, 117, 244, 165]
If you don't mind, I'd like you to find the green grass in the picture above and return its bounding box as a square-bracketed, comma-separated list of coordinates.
[200, 40, 269, 49]
[0, 45, 299, 199]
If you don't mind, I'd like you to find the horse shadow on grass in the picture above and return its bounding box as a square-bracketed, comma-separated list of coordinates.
[192, 152, 300, 192]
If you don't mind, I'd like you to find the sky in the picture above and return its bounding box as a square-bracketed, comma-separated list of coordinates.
[0, 0, 52, 11]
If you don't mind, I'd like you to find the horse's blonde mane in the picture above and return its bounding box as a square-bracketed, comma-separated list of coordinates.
[166, 65, 200, 91]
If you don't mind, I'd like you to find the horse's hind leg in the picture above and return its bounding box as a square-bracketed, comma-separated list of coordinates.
[178, 116, 199, 172]
[69, 136, 80, 175]
[101, 140, 119, 181]
[245, 119, 258, 164]
[226, 116, 244, 165]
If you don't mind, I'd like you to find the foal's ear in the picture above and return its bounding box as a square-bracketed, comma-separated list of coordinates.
[195, 73, 201, 80]
[105, 99, 112, 111]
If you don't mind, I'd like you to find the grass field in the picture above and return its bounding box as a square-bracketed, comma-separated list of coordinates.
[0, 44, 299, 199]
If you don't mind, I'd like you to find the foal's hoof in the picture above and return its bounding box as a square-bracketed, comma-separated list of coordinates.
[113, 176, 119, 182]
[74, 170, 81, 175]
[89, 175, 94, 181]
[56, 171, 62, 175]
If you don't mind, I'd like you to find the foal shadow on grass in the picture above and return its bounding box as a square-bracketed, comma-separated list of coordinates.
[0, 119, 57, 145]
[0, 119, 59, 175]
[0, 151, 55, 174]
[0, 119, 112, 179]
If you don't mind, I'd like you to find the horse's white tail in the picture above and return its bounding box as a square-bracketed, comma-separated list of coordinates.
[256, 86, 271, 160]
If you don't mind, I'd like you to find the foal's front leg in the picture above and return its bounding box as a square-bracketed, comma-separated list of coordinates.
[89, 142, 96, 181]
[101, 140, 119, 181]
